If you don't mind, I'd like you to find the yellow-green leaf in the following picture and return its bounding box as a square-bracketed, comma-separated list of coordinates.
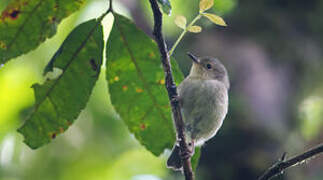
[17, 19, 104, 149]
[0, 0, 85, 64]
[203, 13, 227, 26]
[174, 15, 186, 29]
[187, 25, 202, 33]
[199, 0, 214, 12]
[106, 14, 184, 156]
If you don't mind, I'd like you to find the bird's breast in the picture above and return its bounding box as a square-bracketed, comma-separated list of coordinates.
[178, 78, 228, 145]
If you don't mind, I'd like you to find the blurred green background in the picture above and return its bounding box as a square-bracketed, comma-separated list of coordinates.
[0, 0, 322, 179]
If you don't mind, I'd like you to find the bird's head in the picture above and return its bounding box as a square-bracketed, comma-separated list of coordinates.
[187, 52, 230, 89]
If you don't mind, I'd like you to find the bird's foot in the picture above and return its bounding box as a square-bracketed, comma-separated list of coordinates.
[171, 96, 179, 104]
[180, 141, 195, 160]
[171, 95, 183, 106]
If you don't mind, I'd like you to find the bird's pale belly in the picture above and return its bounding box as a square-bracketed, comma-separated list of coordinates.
[179, 79, 228, 145]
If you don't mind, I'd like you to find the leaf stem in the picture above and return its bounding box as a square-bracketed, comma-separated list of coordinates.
[108, 0, 113, 12]
[169, 14, 202, 56]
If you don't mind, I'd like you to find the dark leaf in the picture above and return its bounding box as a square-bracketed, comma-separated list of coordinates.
[157, 0, 172, 15]
[18, 18, 104, 149]
[106, 13, 183, 156]
[0, 0, 85, 64]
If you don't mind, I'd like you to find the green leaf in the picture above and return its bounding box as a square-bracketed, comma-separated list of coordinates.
[174, 15, 186, 29]
[17, 18, 104, 149]
[199, 0, 214, 12]
[157, 0, 172, 15]
[106, 13, 184, 156]
[192, 147, 201, 171]
[187, 25, 202, 33]
[203, 13, 227, 26]
[0, 0, 85, 64]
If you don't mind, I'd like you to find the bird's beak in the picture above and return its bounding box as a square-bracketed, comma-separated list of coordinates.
[187, 52, 200, 64]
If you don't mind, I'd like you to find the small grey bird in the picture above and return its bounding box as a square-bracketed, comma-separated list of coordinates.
[167, 52, 230, 170]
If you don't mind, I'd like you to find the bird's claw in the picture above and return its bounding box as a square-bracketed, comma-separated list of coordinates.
[180, 141, 194, 160]
[171, 96, 180, 104]
[180, 148, 193, 160]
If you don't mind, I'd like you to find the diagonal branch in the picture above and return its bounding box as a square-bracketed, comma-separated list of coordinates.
[148, 0, 194, 180]
[258, 143, 323, 180]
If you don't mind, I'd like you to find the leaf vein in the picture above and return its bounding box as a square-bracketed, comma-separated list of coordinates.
[114, 15, 169, 122]
[29, 20, 102, 120]
[7, 0, 44, 50]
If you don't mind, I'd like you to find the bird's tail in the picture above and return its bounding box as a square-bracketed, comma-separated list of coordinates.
[167, 144, 183, 171]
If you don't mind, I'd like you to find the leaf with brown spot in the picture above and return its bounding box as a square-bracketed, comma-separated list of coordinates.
[140, 124, 146, 130]
[106, 14, 184, 156]
[90, 59, 98, 71]
[0, 0, 86, 64]
[18, 19, 104, 149]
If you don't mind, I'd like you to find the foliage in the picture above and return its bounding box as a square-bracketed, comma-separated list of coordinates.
[0, 0, 231, 174]
[17, 18, 104, 149]
[1, 0, 323, 180]
[106, 13, 182, 155]
[170, 0, 226, 55]
[157, 0, 172, 15]
[0, 0, 85, 64]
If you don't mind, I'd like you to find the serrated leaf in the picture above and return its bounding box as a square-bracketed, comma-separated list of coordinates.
[187, 25, 202, 33]
[157, 0, 172, 15]
[199, 0, 214, 12]
[174, 15, 186, 29]
[0, 0, 85, 64]
[203, 13, 227, 26]
[17, 19, 104, 149]
[106, 13, 184, 156]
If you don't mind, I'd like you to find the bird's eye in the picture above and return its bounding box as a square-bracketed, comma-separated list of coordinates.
[206, 64, 212, 69]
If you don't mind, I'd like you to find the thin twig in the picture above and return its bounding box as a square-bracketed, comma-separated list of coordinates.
[169, 14, 202, 56]
[148, 0, 194, 180]
[258, 143, 323, 180]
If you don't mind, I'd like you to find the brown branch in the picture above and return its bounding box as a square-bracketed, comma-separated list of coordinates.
[258, 143, 323, 180]
[148, 0, 194, 180]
